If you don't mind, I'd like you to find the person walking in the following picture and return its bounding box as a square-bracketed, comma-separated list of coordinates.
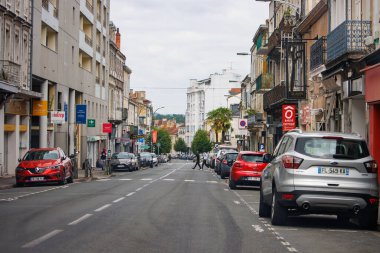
[201, 152, 208, 170]
[192, 152, 201, 170]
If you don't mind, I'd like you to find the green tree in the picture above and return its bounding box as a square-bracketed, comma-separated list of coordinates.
[191, 130, 212, 154]
[174, 138, 188, 153]
[207, 107, 232, 143]
[145, 128, 172, 154]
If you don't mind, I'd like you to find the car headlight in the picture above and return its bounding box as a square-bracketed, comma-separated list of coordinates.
[16, 167, 25, 172]
[47, 165, 61, 170]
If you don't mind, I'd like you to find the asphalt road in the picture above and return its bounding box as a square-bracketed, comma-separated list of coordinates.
[0, 160, 379, 253]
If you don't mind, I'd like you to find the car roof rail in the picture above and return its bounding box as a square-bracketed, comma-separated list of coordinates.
[287, 129, 302, 134]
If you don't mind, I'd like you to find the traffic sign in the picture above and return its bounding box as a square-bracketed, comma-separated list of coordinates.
[102, 123, 113, 133]
[239, 119, 247, 129]
[87, 119, 95, 127]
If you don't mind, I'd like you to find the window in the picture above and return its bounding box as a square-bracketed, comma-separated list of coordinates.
[72, 7, 75, 25]
[57, 92, 62, 110]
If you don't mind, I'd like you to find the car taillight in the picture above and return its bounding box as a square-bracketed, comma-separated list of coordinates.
[364, 161, 378, 173]
[282, 155, 303, 169]
[223, 160, 227, 165]
[369, 198, 378, 205]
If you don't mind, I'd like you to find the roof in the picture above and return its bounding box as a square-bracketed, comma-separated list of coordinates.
[229, 88, 241, 94]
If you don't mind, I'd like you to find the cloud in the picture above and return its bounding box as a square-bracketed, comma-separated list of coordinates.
[110, 0, 269, 114]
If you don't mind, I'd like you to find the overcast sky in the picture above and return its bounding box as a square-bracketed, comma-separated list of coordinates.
[110, 0, 269, 114]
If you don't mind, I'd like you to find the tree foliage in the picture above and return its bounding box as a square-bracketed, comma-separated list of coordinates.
[154, 114, 185, 124]
[191, 130, 212, 154]
[174, 138, 188, 153]
[145, 128, 172, 154]
[206, 107, 232, 143]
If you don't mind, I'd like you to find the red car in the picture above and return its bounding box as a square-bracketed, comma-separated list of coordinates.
[15, 148, 73, 186]
[229, 151, 268, 189]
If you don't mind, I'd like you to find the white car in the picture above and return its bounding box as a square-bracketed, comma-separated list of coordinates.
[151, 153, 159, 166]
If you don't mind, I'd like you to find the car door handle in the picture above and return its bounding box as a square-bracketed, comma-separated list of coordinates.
[328, 183, 339, 187]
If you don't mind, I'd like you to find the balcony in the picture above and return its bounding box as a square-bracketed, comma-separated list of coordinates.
[263, 84, 286, 110]
[0, 60, 21, 85]
[310, 37, 326, 70]
[85, 34, 93, 46]
[327, 20, 371, 63]
[96, 44, 100, 52]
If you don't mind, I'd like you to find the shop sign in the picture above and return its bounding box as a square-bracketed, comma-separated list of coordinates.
[76, 104, 87, 124]
[32, 100, 48, 116]
[102, 123, 113, 133]
[5, 99, 28, 115]
[50, 111, 65, 124]
[282, 104, 296, 132]
[87, 119, 96, 127]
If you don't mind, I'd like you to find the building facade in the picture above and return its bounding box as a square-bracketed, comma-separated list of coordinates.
[0, 0, 41, 175]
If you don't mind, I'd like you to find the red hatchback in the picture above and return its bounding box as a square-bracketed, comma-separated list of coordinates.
[15, 148, 73, 186]
[229, 151, 268, 189]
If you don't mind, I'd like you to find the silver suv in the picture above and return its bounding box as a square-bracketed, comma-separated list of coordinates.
[259, 130, 379, 229]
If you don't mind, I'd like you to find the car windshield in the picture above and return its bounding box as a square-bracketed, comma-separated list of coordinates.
[295, 137, 370, 159]
[226, 153, 238, 160]
[241, 154, 264, 162]
[112, 153, 131, 159]
[23, 150, 60, 161]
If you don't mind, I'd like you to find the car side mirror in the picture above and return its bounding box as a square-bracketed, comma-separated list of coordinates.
[263, 154, 273, 163]
[18, 158, 22, 162]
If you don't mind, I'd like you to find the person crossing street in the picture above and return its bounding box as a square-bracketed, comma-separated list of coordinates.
[202, 152, 208, 170]
[192, 152, 201, 170]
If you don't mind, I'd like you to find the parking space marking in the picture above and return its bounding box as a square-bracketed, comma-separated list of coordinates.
[68, 214, 93, 225]
[119, 178, 132, 181]
[206, 181, 218, 184]
[22, 229, 63, 248]
[94, 204, 111, 212]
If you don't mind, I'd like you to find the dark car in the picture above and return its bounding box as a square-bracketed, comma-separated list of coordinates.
[215, 149, 237, 175]
[138, 152, 153, 168]
[15, 148, 73, 186]
[110, 152, 138, 171]
[219, 152, 239, 179]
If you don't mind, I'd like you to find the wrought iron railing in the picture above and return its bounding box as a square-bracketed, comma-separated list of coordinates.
[310, 37, 326, 70]
[0, 60, 21, 85]
[263, 83, 286, 110]
[86, 0, 93, 13]
[85, 35, 93, 46]
[327, 20, 371, 63]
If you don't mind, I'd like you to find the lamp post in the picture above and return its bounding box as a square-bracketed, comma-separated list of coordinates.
[151, 106, 164, 153]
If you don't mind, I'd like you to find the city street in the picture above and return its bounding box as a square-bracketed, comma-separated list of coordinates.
[0, 160, 379, 253]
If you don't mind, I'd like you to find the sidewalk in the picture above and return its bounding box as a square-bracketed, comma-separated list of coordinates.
[0, 167, 110, 190]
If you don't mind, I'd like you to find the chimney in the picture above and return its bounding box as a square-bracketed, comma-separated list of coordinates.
[116, 28, 121, 49]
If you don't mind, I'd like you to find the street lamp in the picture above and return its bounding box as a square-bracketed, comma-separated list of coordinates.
[151, 106, 164, 152]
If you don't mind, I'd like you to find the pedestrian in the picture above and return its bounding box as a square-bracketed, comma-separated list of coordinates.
[192, 152, 201, 170]
[202, 152, 208, 170]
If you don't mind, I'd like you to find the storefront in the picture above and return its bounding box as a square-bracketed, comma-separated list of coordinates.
[363, 63, 380, 184]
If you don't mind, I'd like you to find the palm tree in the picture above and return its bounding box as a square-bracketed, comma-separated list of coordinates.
[207, 107, 232, 143]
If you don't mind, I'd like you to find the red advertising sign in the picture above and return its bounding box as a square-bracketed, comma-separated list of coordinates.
[282, 105, 296, 132]
[152, 130, 157, 143]
[102, 123, 113, 133]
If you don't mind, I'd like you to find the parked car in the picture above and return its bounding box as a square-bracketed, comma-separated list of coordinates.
[259, 130, 379, 229]
[138, 152, 153, 168]
[15, 148, 73, 186]
[151, 153, 159, 166]
[110, 152, 138, 172]
[158, 154, 168, 163]
[215, 149, 237, 175]
[229, 151, 268, 189]
[219, 152, 239, 179]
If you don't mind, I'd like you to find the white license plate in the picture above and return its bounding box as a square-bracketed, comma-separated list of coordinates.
[30, 177, 44, 181]
[318, 167, 349, 175]
[247, 177, 260, 181]
[118, 165, 124, 167]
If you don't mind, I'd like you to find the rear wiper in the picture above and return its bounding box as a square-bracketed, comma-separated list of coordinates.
[333, 154, 354, 159]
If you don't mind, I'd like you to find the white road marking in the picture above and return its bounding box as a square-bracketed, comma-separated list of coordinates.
[233, 201, 241, 205]
[288, 247, 298, 252]
[68, 214, 93, 225]
[136, 187, 143, 191]
[224, 189, 229, 191]
[163, 178, 175, 181]
[94, 204, 111, 212]
[325, 229, 357, 233]
[141, 178, 152, 181]
[126, 192, 135, 197]
[143, 184, 149, 187]
[113, 197, 125, 203]
[119, 178, 132, 181]
[282, 241, 291, 246]
[185, 180, 195, 182]
[206, 181, 218, 183]
[22, 229, 63, 248]
[97, 179, 111, 182]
